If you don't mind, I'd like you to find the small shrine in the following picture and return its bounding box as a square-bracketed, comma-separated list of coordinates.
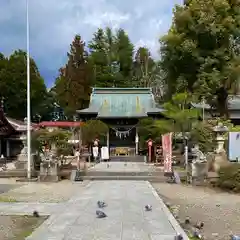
[77, 88, 165, 156]
[191, 95, 240, 125]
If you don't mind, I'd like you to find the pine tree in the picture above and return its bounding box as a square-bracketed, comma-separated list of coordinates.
[55, 35, 91, 117]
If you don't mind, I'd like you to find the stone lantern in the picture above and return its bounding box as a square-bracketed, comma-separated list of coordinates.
[213, 123, 229, 153]
[212, 122, 229, 172]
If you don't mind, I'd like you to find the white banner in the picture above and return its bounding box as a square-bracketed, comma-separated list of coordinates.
[101, 146, 109, 160]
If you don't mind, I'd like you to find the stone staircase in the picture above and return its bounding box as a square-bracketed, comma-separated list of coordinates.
[109, 155, 145, 162]
[71, 160, 186, 182]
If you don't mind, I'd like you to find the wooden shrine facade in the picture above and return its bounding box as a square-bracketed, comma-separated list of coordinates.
[76, 88, 165, 155]
[0, 107, 36, 158]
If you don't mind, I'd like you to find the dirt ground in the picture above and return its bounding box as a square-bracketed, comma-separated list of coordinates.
[0, 215, 47, 240]
[152, 182, 240, 240]
[0, 179, 90, 202]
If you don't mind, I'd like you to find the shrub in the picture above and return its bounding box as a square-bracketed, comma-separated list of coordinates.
[217, 163, 240, 192]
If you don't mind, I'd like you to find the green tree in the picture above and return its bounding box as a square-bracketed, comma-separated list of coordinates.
[114, 28, 134, 87]
[160, 0, 240, 117]
[89, 27, 134, 87]
[0, 50, 48, 120]
[155, 92, 200, 134]
[81, 120, 108, 144]
[88, 28, 116, 87]
[55, 35, 92, 117]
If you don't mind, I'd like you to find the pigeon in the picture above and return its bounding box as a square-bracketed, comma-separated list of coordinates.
[96, 210, 107, 218]
[192, 229, 203, 239]
[174, 234, 183, 240]
[97, 201, 107, 208]
[33, 211, 40, 218]
[231, 235, 240, 240]
[145, 205, 152, 211]
[194, 221, 204, 229]
[184, 217, 191, 225]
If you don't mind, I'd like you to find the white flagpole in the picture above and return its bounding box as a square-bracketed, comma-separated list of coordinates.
[26, 0, 31, 179]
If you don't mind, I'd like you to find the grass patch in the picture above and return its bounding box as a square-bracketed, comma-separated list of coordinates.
[0, 196, 17, 202]
[13, 216, 48, 239]
[0, 215, 48, 240]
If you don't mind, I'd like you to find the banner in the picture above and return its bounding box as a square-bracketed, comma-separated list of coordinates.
[101, 146, 109, 160]
[162, 133, 172, 173]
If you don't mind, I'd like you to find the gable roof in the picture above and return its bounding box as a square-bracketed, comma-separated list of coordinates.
[77, 88, 164, 118]
[191, 95, 240, 110]
[0, 109, 15, 136]
[6, 117, 37, 131]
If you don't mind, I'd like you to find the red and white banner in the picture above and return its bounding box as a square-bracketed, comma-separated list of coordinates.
[162, 133, 172, 173]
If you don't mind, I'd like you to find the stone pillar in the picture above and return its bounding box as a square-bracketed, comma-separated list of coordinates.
[135, 128, 139, 155]
[6, 140, 10, 157]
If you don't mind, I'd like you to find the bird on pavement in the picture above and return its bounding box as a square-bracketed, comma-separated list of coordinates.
[231, 235, 240, 240]
[174, 234, 183, 240]
[145, 204, 152, 211]
[97, 201, 107, 208]
[33, 211, 40, 218]
[96, 210, 107, 218]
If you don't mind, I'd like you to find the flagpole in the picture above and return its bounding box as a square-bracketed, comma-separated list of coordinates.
[26, 0, 31, 179]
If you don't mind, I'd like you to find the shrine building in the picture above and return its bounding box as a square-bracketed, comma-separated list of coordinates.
[76, 88, 164, 156]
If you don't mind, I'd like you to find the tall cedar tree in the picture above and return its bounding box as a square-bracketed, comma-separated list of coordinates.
[0, 50, 48, 120]
[88, 28, 116, 87]
[160, 0, 240, 117]
[114, 29, 134, 87]
[89, 27, 134, 87]
[55, 35, 92, 117]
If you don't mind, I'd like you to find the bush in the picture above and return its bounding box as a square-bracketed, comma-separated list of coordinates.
[217, 163, 240, 192]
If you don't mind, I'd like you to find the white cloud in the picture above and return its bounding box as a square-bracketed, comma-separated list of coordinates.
[0, 0, 183, 86]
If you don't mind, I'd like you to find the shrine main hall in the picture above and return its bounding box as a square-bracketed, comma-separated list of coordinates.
[77, 88, 164, 156]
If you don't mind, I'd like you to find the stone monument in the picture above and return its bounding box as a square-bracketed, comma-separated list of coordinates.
[39, 151, 59, 182]
[190, 144, 208, 185]
[15, 133, 35, 170]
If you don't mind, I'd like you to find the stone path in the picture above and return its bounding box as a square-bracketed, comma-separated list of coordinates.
[23, 181, 188, 240]
[0, 162, 188, 239]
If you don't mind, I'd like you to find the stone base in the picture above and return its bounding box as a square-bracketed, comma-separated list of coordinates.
[15, 154, 35, 170]
[38, 175, 59, 182]
[39, 161, 59, 182]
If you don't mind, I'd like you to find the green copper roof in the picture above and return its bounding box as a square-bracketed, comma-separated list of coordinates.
[77, 88, 164, 118]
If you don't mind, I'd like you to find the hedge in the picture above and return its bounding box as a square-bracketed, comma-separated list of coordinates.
[217, 163, 240, 192]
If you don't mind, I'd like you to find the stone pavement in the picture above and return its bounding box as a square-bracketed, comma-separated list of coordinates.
[22, 180, 188, 240]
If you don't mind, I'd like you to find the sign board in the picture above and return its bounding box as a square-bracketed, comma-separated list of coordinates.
[162, 133, 172, 173]
[101, 146, 109, 160]
[228, 132, 240, 161]
[92, 146, 99, 158]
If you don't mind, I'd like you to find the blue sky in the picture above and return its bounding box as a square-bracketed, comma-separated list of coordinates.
[0, 0, 182, 88]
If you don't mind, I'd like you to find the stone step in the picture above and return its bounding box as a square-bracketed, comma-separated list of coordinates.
[109, 156, 145, 162]
[81, 175, 168, 181]
[83, 170, 165, 177]
[71, 170, 186, 181]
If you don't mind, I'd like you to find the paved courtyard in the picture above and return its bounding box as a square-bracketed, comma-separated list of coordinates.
[23, 181, 187, 240]
[0, 181, 188, 240]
